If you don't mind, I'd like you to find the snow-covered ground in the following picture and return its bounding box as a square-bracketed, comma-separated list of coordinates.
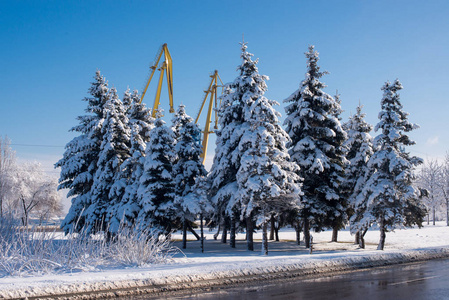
[1, 222, 449, 299]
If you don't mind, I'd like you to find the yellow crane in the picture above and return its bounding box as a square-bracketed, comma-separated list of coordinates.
[195, 70, 223, 164]
[140, 43, 174, 117]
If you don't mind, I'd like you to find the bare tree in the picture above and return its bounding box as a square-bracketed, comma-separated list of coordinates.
[417, 159, 444, 225]
[32, 180, 63, 225]
[11, 162, 62, 226]
[0, 139, 62, 225]
[441, 153, 449, 226]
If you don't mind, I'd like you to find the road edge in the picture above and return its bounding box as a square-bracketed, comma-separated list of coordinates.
[4, 247, 449, 299]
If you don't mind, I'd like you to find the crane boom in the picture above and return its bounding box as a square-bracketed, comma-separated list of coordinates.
[140, 43, 174, 117]
[195, 70, 223, 164]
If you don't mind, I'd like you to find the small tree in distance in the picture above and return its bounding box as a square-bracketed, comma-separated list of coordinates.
[416, 159, 444, 225]
[439, 153, 449, 226]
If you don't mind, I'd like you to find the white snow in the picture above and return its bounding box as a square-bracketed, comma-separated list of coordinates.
[1, 222, 449, 299]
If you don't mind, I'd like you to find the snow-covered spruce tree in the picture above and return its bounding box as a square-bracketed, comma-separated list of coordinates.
[84, 87, 130, 235]
[171, 104, 209, 248]
[237, 92, 302, 255]
[185, 175, 213, 252]
[356, 79, 425, 250]
[136, 110, 176, 234]
[207, 44, 253, 249]
[284, 46, 348, 248]
[329, 91, 349, 242]
[107, 89, 154, 232]
[171, 104, 194, 140]
[57, 71, 109, 234]
[345, 104, 374, 248]
[332, 92, 344, 120]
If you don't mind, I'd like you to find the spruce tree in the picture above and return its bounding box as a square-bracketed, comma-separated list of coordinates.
[171, 104, 195, 140]
[237, 92, 302, 255]
[137, 110, 176, 234]
[85, 87, 130, 235]
[57, 71, 109, 234]
[171, 104, 209, 248]
[329, 91, 349, 242]
[344, 104, 374, 248]
[108, 89, 154, 232]
[207, 43, 254, 249]
[210, 42, 302, 251]
[356, 79, 425, 250]
[284, 46, 348, 248]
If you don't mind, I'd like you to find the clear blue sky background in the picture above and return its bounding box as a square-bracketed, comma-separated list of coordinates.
[1, 0, 448, 176]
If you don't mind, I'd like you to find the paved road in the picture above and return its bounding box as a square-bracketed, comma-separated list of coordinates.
[146, 258, 449, 300]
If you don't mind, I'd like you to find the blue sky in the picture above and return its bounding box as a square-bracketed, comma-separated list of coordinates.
[1, 0, 448, 176]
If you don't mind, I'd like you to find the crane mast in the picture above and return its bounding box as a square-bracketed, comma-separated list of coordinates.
[139, 45, 223, 165]
[195, 70, 223, 164]
[140, 43, 174, 117]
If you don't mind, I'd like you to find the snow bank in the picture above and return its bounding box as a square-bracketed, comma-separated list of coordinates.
[1, 223, 449, 299]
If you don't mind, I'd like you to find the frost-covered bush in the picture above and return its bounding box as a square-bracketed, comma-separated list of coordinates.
[0, 214, 19, 243]
[0, 220, 179, 277]
[106, 227, 178, 267]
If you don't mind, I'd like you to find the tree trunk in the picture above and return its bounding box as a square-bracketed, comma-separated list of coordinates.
[355, 231, 360, 245]
[269, 216, 275, 240]
[21, 196, 28, 227]
[377, 223, 386, 250]
[163, 220, 173, 240]
[221, 223, 227, 243]
[246, 216, 254, 251]
[331, 227, 338, 242]
[262, 221, 268, 255]
[433, 207, 436, 225]
[182, 219, 187, 249]
[213, 224, 221, 240]
[230, 216, 236, 248]
[447, 199, 449, 226]
[309, 235, 313, 254]
[200, 214, 204, 253]
[358, 233, 363, 249]
[295, 223, 301, 245]
[304, 218, 310, 249]
[427, 212, 430, 225]
[359, 228, 368, 249]
[274, 223, 280, 242]
[187, 223, 201, 240]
